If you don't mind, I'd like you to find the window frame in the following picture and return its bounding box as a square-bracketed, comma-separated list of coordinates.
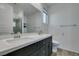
[42, 10, 48, 24]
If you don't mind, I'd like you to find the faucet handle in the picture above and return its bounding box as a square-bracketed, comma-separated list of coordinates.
[13, 32, 21, 38]
[38, 30, 43, 35]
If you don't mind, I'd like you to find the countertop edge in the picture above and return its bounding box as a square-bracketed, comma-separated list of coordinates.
[0, 34, 52, 56]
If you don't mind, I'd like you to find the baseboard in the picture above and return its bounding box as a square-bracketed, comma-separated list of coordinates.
[58, 48, 79, 55]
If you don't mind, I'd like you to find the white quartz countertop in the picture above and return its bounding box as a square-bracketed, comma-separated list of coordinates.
[0, 33, 52, 56]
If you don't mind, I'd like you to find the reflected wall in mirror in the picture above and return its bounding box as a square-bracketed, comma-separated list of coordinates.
[41, 9, 49, 34]
[13, 18, 22, 34]
[0, 4, 13, 35]
[0, 3, 49, 35]
[42, 11, 48, 24]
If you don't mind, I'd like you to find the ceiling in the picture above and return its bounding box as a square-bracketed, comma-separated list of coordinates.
[9, 3, 39, 17]
[9, 3, 56, 17]
[42, 3, 56, 10]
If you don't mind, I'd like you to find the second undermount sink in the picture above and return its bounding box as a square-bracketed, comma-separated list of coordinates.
[21, 35, 40, 39]
[5, 35, 40, 44]
[4, 38, 33, 46]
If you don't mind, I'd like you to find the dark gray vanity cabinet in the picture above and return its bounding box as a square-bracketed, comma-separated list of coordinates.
[4, 36, 52, 56]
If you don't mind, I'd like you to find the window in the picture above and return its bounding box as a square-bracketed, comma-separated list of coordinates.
[42, 11, 48, 24]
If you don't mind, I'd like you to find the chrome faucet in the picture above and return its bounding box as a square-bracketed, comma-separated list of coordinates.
[14, 32, 21, 38]
[38, 30, 43, 35]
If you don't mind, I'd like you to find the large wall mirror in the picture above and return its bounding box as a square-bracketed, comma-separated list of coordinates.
[0, 3, 49, 36]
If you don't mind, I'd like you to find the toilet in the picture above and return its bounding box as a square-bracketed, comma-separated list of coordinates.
[52, 40, 60, 52]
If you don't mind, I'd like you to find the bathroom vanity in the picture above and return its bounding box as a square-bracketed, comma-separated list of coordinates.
[0, 34, 52, 56]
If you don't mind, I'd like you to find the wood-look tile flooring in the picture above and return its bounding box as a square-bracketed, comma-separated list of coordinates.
[51, 48, 79, 56]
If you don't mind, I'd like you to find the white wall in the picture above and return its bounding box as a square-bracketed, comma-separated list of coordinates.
[24, 16, 28, 33]
[48, 3, 79, 53]
[27, 12, 42, 33]
[0, 4, 13, 35]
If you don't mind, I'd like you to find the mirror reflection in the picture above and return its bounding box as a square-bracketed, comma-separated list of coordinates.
[0, 3, 49, 36]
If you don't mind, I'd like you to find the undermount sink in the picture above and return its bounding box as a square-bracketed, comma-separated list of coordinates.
[21, 35, 40, 39]
[4, 38, 32, 46]
[4, 35, 39, 44]
[0, 34, 41, 46]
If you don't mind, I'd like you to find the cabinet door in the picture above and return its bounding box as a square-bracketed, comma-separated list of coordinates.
[45, 36, 52, 56]
[48, 43, 52, 56]
[38, 46, 46, 56]
[31, 41, 46, 56]
[48, 37, 52, 56]
[31, 50, 39, 56]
